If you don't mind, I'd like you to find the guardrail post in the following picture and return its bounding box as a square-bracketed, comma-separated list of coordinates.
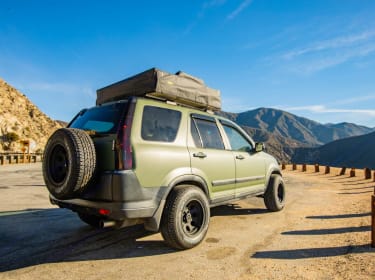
[373, 171, 375, 182]
[292, 164, 297, 171]
[314, 164, 320, 173]
[364, 168, 371, 179]
[0, 155, 4, 165]
[281, 163, 286, 170]
[325, 166, 330, 174]
[302, 164, 307, 172]
[372, 193, 375, 248]
[339, 167, 346, 176]
[350, 168, 356, 177]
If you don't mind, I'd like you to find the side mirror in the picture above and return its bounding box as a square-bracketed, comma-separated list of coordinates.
[255, 142, 265, 153]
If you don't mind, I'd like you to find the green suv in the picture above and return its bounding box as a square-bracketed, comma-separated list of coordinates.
[43, 71, 285, 250]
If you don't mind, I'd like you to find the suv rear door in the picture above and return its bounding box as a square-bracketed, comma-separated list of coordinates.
[188, 114, 236, 203]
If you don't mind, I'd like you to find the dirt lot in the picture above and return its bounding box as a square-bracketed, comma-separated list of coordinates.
[0, 163, 374, 280]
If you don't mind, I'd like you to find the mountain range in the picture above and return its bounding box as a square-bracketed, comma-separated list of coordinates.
[292, 131, 375, 169]
[217, 108, 374, 164]
[219, 108, 373, 147]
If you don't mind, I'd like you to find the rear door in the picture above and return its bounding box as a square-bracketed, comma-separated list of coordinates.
[219, 121, 266, 197]
[188, 114, 236, 203]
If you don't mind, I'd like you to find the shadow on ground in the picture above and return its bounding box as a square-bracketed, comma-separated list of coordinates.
[0, 204, 269, 272]
[252, 244, 373, 259]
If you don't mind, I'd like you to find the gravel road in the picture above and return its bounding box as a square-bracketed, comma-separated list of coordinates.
[0, 163, 374, 280]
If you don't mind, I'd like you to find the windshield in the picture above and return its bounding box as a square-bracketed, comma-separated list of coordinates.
[69, 101, 128, 134]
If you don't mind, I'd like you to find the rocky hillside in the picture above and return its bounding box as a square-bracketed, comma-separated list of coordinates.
[0, 78, 62, 153]
[291, 131, 375, 169]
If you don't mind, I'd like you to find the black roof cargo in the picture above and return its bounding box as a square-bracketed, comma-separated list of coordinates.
[96, 68, 221, 111]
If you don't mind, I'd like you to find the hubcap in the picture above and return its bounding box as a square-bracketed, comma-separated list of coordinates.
[49, 144, 68, 184]
[182, 200, 204, 236]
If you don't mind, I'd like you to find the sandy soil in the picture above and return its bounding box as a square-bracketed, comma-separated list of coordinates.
[0, 163, 374, 280]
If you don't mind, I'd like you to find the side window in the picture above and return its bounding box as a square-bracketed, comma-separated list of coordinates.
[141, 106, 181, 142]
[191, 119, 203, 148]
[192, 117, 225, 150]
[223, 125, 253, 152]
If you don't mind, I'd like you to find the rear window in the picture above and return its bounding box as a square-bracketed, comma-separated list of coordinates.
[69, 101, 127, 134]
[141, 106, 181, 142]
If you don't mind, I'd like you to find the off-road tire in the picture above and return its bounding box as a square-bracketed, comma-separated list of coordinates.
[264, 174, 286, 212]
[161, 185, 210, 250]
[78, 213, 101, 228]
[43, 128, 96, 199]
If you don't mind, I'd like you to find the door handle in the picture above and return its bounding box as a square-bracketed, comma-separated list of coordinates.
[236, 155, 245, 160]
[193, 152, 207, 158]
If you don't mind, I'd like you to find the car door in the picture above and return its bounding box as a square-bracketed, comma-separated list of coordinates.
[188, 114, 236, 203]
[220, 120, 266, 198]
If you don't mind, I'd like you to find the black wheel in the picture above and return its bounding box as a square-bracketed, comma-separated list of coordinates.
[161, 185, 210, 250]
[43, 128, 96, 199]
[264, 174, 286, 212]
[78, 213, 101, 228]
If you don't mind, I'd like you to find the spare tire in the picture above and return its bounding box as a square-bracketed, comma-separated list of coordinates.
[43, 128, 96, 199]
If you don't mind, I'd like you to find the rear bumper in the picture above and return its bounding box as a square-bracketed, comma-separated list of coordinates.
[50, 195, 157, 220]
[50, 169, 168, 221]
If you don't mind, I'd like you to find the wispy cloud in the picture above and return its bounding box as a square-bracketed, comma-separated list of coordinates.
[279, 29, 375, 74]
[283, 104, 375, 117]
[334, 95, 375, 105]
[227, 0, 253, 21]
[183, 0, 227, 35]
[283, 30, 375, 60]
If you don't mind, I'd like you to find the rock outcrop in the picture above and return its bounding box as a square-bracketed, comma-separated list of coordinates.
[0, 78, 62, 153]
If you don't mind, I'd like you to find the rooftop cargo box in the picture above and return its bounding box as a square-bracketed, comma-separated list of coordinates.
[96, 68, 221, 111]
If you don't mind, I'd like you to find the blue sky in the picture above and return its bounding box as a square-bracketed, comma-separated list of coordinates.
[1, 0, 375, 127]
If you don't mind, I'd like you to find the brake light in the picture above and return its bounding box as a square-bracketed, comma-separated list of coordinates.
[99, 209, 110, 216]
[120, 99, 136, 170]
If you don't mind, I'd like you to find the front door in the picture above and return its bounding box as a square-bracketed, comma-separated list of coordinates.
[220, 123, 266, 197]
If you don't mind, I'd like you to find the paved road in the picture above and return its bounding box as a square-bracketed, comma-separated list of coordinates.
[0, 164, 374, 279]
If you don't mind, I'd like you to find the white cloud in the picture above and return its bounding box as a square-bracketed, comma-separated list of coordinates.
[333, 95, 375, 105]
[227, 0, 253, 21]
[283, 104, 375, 117]
[283, 30, 375, 60]
[183, 0, 227, 35]
[277, 28, 375, 74]
[291, 43, 375, 74]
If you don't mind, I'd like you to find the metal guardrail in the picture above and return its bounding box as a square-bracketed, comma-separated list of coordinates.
[0, 153, 43, 165]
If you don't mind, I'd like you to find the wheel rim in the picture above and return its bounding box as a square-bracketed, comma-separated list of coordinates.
[49, 144, 68, 184]
[277, 183, 284, 203]
[182, 200, 205, 236]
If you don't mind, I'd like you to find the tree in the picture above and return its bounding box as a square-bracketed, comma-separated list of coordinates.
[5, 132, 20, 143]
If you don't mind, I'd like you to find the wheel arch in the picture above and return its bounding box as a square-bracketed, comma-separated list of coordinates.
[144, 174, 210, 232]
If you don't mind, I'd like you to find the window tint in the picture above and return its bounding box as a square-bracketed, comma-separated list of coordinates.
[69, 102, 127, 134]
[193, 118, 224, 150]
[223, 125, 253, 152]
[141, 106, 181, 142]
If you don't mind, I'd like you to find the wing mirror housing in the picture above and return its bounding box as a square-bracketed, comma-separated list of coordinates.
[255, 142, 265, 153]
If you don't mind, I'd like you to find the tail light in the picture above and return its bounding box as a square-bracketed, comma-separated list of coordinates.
[119, 98, 136, 170]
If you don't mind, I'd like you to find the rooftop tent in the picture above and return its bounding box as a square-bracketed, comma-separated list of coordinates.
[96, 68, 221, 111]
